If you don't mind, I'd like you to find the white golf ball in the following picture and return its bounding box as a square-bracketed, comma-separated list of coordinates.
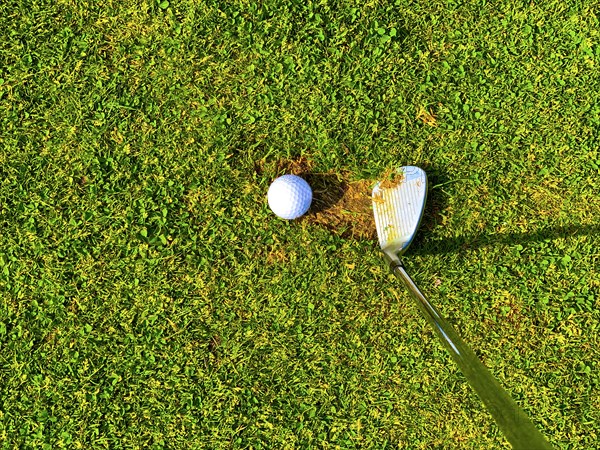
[267, 174, 312, 220]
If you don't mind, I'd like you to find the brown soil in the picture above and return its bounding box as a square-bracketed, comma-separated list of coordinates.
[302, 174, 376, 240]
[265, 157, 379, 240]
[378, 167, 405, 189]
[276, 156, 314, 175]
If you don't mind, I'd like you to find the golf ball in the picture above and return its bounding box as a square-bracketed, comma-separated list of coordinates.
[267, 174, 312, 220]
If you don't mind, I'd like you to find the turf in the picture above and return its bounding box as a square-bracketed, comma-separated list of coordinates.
[1, 0, 599, 448]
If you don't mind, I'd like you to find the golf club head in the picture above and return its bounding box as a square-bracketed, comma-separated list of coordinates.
[372, 166, 428, 264]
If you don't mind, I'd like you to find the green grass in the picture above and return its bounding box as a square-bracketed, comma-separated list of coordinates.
[1, 0, 599, 448]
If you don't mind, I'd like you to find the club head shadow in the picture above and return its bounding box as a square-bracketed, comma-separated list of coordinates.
[372, 166, 428, 264]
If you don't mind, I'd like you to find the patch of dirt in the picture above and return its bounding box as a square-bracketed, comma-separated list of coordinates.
[276, 156, 314, 175]
[268, 157, 378, 240]
[378, 167, 405, 189]
[303, 176, 376, 240]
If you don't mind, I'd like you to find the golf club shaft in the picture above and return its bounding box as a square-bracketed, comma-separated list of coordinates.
[391, 262, 552, 449]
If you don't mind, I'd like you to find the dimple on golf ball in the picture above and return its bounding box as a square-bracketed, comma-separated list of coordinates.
[267, 174, 312, 220]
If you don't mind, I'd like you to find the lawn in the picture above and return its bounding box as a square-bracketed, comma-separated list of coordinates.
[1, 0, 599, 448]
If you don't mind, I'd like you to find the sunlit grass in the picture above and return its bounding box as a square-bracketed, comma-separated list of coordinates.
[1, 0, 599, 448]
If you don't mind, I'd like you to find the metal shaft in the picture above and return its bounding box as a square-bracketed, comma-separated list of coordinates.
[392, 261, 552, 449]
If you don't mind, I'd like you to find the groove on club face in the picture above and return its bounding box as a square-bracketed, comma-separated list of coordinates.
[372, 166, 427, 258]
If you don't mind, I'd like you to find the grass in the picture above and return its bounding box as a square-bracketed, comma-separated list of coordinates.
[1, 0, 599, 448]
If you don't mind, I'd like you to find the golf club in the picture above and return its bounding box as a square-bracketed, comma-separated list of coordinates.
[372, 166, 552, 449]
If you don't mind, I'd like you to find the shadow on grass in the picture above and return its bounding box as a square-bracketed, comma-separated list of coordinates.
[414, 223, 600, 256]
[304, 173, 348, 214]
[409, 165, 450, 251]
[412, 164, 599, 256]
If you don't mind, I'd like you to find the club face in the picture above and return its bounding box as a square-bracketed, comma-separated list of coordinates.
[372, 166, 428, 261]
